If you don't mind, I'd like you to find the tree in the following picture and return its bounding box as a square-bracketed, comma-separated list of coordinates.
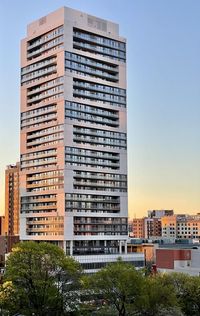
[0, 281, 21, 315]
[84, 260, 145, 316]
[162, 273, 200, 316]
[0, 241, 82, 316]
[140, 274, 180, 316]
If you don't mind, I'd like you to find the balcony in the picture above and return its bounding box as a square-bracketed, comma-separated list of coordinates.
[21, 66, 57, 84]
[73, 81, 126, 96]
[27, 27, 64, 51]
[65, 103, 119, 118]
[27, 36, 64, 59]
[73, 31, 125, 51]
[66, 64, 118, 82]
[73, 128, 126, 139]
[27, 86, 63, 104]
[73, 40, 126, 62]
[65, 52, 119, 72]
[21, 204, 57, 211]
[66, 158, 119, 168]
[21, 57, 56, 75]
[27, 125, 63, 139]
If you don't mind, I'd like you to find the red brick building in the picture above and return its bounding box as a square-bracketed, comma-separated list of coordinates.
[4, 163, 20, 236]
[156, 248, 191, 270]
[130, 218, 145, 238]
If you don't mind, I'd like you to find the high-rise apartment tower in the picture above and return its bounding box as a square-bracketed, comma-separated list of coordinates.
[20, 7, 143, 270]
[5, 163, 20, 236]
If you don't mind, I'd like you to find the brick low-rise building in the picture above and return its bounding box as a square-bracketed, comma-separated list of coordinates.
[130, 218, 145, 238]
[156, 247, 200, 276]
[131, 211, 200, 241]
[144, 217, 162, 239]
[0, 235, 20, 266]
[130, 210, 173, 239]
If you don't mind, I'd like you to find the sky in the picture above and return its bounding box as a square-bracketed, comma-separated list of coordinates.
[0, 0, 200, 218]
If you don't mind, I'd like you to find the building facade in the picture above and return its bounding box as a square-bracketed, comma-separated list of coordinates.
[130, 218, 145, 238]
[130, 210, 174, 239]
[176, 214, 200, 239]
[147, 209, 174, 218]
[130, 217, 162, 239]
[127, 240, 156, 263]
[161, 215, 177, 239]
[5, 163, 20, 236]
[0, 216, 5, 236]
[156, 247, 200, 276]
[19, 7, 140, 269]
[144, 217, 162, 239]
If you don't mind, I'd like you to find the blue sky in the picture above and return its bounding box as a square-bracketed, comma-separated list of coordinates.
[0, 0, 200, 217]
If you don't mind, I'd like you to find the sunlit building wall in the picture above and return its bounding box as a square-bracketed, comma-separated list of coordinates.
[5, 163, 20, 236]
[18, 7, 141, 270]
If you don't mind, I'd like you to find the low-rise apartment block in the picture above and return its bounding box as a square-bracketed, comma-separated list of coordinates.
[130, 211, 200, 241]
[130, 218, 144, 238]
[177, 214, 200, 239]
[161, 215, 177, 239]
[130, 210, 174, 239]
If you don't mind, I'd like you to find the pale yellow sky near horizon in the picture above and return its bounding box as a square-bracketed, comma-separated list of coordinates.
[1, 159, 199, 219]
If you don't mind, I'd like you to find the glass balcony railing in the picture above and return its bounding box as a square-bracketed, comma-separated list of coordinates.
[27, 86, 63, 104]
[28, 78, 63, 97]
[27, 36, 64, 58]
[73, 80, 126, 96]
[21, 66, 57, 84]
[74, 173, 126, 180]
[73, 30, 125, 51]
[65, 101, 118, 118]
[21, 105, 57, 119]
[28, 26, 64, 50]
[73, 127, 126, 140]
[65, 51, 119, 72]
[66, 64, 118, 82]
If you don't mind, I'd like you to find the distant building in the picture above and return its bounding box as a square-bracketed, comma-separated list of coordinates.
[130, 210, 174, 239]
[130, 211, 200, 240]
[161, 215, 177, 239]
[144, 217, 162, 239]
[4, 163, 20, 236]
[161, 214, 200, 240]
[131, 217, 162, 239]
[148, 209, 174, 218]
[131, 218, 145, 238]
[127, 239, 156, 263]
[177, 214, 200, 239]
[156, 246, 200, 276]
[0, 235, 20, 266]
[0, 216, 5, 235]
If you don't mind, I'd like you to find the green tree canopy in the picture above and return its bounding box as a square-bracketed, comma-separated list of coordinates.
[0, 241, 82, 316]
[1, 244, 200, 316]
[161, 272, 200, 316]
[83, 260, 145, 316]
[141, 274, 180, 316]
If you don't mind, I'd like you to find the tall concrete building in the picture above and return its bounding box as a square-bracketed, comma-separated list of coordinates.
[5, 163, 20, 236]
[20, 7, 143, 270]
